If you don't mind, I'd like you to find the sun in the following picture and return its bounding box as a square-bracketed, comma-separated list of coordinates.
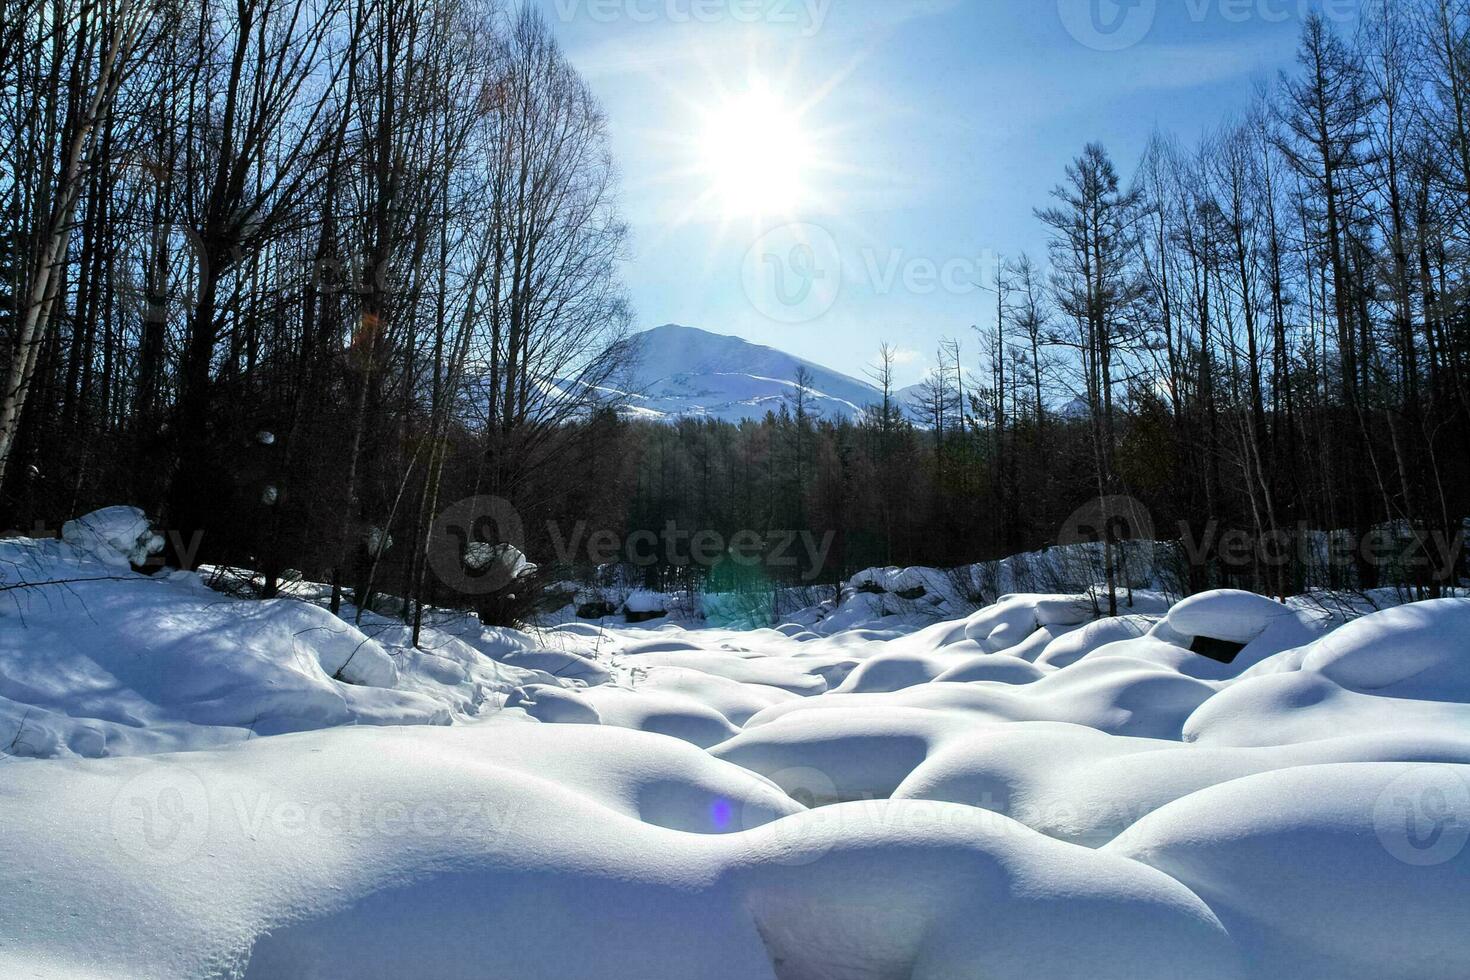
[698, 80, 812, 218]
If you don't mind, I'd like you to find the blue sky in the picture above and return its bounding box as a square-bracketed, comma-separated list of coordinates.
[542, 0, 1365, 386]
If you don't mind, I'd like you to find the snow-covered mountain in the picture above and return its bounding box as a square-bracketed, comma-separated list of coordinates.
[609, 324, 882, 423]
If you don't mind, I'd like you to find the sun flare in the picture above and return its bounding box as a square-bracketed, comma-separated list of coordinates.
[698, 80, 811, 218]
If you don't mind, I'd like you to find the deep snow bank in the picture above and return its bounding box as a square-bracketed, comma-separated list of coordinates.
[0, 724, 1243, 980]
[0, 529, 581, 757]
[1108, 763, 1470, 980]
[5, 514, 1470, 979]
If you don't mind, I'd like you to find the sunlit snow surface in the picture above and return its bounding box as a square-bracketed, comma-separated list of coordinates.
[2, 523, 1468, 979]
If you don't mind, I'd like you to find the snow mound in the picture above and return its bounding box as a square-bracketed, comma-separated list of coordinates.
[60, 506, 164, 567]
[611, 648, 829, 695]
[0, 725, 1244, 980]
[745, 656, 1218, 741]
[506, 684, 602, 724]
[437, 723, 806, 833]
[961, 594, 1052, 650]
[634, 666, 798, 725]
[0, 535, 590, 757]
[1108, 763, 1470, 979]
[579, 685, 742, 747]
[478, 644, 612, 685]
[830, 649, 979, 693]
[739, 800, 1242, 980]
[932, 654, 1047, 685]
[896, 723, 1470, 847]
[1165, 589, 1289, 644]
[1184, 599, 1470, 746]
[1300, 597, 1470, 698]
[1182, 670, 1470, 747]
[710, 707, 976, 804]
[1035, 615, 1157, 669]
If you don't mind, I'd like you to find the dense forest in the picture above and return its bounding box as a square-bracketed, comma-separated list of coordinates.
[2, 0, 1468, 626]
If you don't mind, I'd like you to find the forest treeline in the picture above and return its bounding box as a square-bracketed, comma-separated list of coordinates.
[2, 1, 1468, 627]
[0, 0, 635, 632]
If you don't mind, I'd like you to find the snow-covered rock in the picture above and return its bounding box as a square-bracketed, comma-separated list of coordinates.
[831, 648, 979, 694]
[60, 506, 164, 567]
[634, 666, 798, 725]
[1165, 589, 1290, 644]
[1184, 599, 1470, 746]
[464, 541, 538, 580]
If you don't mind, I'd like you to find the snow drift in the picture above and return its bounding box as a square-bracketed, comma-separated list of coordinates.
[3, 512, 1470, 978]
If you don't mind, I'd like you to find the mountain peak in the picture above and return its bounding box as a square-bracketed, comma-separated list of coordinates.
[614, 325, 880, 423]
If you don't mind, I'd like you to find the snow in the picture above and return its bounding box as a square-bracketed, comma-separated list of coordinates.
[1108, 763, 1470, 979]
[1165, 588, 1292, 644]
[59, 505, 164, 567]
[462, 541, 537, 580]
[577, 684, 741, 747]
[896, 723, 1470, 847]
[607, 323, 881, 423]
[623, 588, 669, 615]
[0, 527, 568, 757]
[505, 683, 602, 724]
[1182, 669, 1470, 747]
[3, 514, 1470, 978]
[1299, 597, 1470, 697]
[830, 647, 982, 693]
[1034, 614, 1158, 668]
[632, 665, 798, 725]
[932, 653, 1048, 685]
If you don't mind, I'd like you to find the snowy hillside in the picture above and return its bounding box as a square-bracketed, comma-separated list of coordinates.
[607, 324, 882, 422]
[2, 511, 1470, 979]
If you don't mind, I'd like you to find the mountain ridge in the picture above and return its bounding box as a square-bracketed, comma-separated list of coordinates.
[608, 324, 883, 423]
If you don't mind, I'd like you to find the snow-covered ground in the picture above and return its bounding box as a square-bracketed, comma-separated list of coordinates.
[2, 510, 1469, 979]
